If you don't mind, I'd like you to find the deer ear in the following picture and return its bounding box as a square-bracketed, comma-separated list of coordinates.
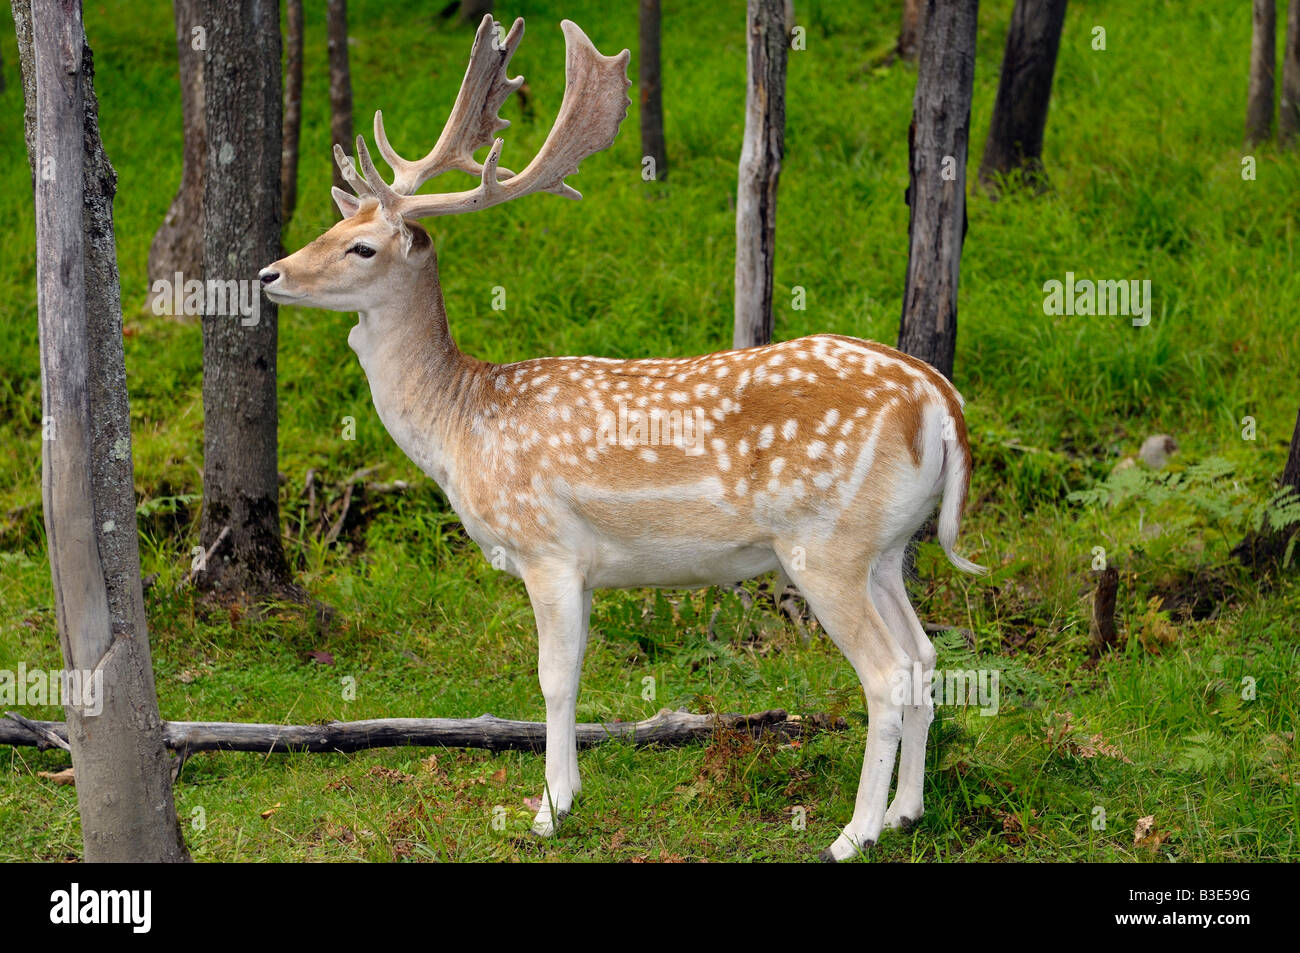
[403, 221, 432, 258]
[332, 187, 363, 219]
[395, 217, 419, 259]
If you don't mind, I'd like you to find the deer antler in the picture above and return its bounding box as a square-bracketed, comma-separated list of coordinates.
[374, 15, 526, 192]
[337, 17, 630, 220]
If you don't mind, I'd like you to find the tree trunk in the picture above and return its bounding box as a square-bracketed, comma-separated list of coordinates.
[978, 0, 1068, 193]
[281, 0, 304, 226]
[457, 0, 493, 26]
[1247, 0, 1277, 146]
[147, 0, 206, 315]
[327, 0, 353, 216]
[1088, 567, 1119, 657]
[1281, 1, 1300, 146]
[1233, 405, 1300, 568]
[1284, 407, 1300, 497]
[17, 0, 188, 862]
[639, 0, 666, 181]
[733, 0, 789, 350]
[899, 0, 924, 62]
[897, 0, 978, 383]
[198, 0, 294, 598]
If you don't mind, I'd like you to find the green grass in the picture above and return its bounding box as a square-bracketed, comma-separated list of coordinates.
[1, 0, 1298, 861]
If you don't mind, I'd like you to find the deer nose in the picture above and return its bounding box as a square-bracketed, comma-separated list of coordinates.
[259, 268, 280, 285]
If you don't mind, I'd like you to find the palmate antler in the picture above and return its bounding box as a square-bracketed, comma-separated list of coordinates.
[336, 15, 630, 222]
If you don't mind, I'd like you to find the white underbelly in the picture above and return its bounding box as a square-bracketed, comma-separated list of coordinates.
[583, 538, 779, 590]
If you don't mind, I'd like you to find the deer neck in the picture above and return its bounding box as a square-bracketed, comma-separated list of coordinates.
[347, 250, 485, 495]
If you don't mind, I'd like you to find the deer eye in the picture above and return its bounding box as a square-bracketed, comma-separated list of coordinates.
[349, 244, 376, 259]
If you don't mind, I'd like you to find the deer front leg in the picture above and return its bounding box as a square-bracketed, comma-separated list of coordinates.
[524, 564, 586, 837]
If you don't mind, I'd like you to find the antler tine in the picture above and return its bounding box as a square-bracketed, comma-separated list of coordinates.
[333, 143, 373, 198]
[354, 135, 403, 207]
[388, 20, 631, 220]
[373, 15, 526, 194]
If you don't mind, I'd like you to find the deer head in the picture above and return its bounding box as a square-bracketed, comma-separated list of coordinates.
[259, 16, 631, 314]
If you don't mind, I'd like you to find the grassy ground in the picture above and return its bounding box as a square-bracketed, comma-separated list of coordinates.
[1, 0, 1298, 861]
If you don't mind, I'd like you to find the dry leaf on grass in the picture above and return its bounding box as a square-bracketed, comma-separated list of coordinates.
[1133, 814, 1169, 850]
[1044, 711, 1134, 763]
[995, 809, 1041, 846]
[368, 766, 415, 784]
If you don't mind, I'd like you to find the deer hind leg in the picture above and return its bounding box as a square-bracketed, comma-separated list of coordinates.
[569, 588, 593, 797]
[523, 564, 587, 837]
[778, 547, 912, 862]
[871, 546, 936, 830]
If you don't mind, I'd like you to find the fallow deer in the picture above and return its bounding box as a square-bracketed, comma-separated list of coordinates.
[260, 15, 984, 861]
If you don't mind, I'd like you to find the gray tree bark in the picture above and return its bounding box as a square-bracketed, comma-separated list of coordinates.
[282, 0, 303, 226]
[978, 0, 1068, 193]
[639, 0, 666, 181]
[899, 0, 924, 62]
[1281, 1, 1300, 145]
[148, 0, 206, 315]
[897, 0, 978, 383]
[16, 0, 188, 862]
[197, 0, 295, 598]
[1247, 0, 1277, 146]
[733, 0, 789, 350]
[327, 0, 353, 216]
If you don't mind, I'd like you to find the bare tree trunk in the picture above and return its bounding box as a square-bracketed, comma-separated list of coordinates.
[733, 0, 789, 350]
[899, 0, 924, 62]
[281, 0, 303, 226]
[147, 0, 205, 315]
[1088, 567, 1119, 657]
[1247, 0, 1277, 146]
[327, 0, 353, 216]
[1281, 1, 1300, 145]
[17, 0, 188, 862]
[1285, 408, 1300, 498]
[1233, 405, 1300, 568]
[897, 0, 978, 383]
[979, 0, 1068, 193]
[639, 0, 666, 181]
[457, 0, 493, 26]
[198, 0, 295, 598]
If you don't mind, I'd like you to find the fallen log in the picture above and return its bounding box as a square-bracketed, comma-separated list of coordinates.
[2, 708, 843, 756]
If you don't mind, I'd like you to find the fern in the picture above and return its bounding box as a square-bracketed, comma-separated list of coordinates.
[1068, 456, 1300, 551]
